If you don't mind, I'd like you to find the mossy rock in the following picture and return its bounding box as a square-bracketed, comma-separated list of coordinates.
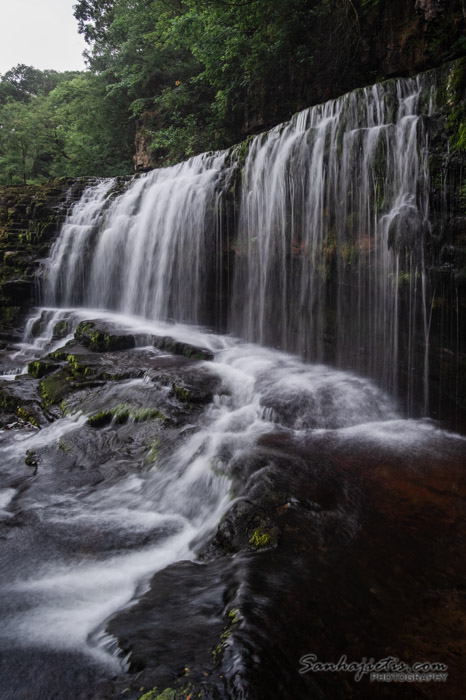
[39, 368, 72, 407]
[17, 406, 40, 427]
[0, 386, 19, 413]
[47, 347, 72, 362]
[172, 384, 192, 404]
[205, 497, 282, 558]
[153, 335, 213, 361]
[0, 306, 22, 326]
[66, 354, 98, 378]
[87, 409, 114, 428]
[0, 386, 41, 426]
[27, 360, 59, 379]
[139, 685, 199, 700]
[75, 321, 135, 352]
[212, 607, 242, 662]
[140, 690, 177, 700]
[52, 319, 72, 339]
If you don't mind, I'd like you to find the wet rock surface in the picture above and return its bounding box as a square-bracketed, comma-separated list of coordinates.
[0, 313, 465, 700]
[106, 428, 466, 700]
[0, 314, 226, 700]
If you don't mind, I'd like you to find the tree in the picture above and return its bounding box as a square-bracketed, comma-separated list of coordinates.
[0, 98, 58, 183]
[47, 73, 133, 176]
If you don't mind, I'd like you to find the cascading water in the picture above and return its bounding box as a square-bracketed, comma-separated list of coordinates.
[45, 152, 233, 326]
[42, 73, 438, 413]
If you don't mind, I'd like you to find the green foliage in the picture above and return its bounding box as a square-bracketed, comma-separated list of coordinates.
[0, 1, 464, 176]
[66, 0, 352, 166]
[48, 72, 133, 177]
[0, 97, 57, 183]
[0, 64, 133, 183]
[39, 369, 70, 406]
[0, 64, 66, 106]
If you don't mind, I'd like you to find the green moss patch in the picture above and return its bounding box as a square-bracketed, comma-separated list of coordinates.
[146, 437, 161, 463]
[0, 387, 19, 412]
[66, 354, 98, 378]
[88, 402, 165, 428]
[172, 384, 191, 403]
[52, 320, 72, 339]
[248, 525, 279, 549]
[16, 406, 39, 427]
[446, 58, 466, 153]
[139, 684, 199, 700]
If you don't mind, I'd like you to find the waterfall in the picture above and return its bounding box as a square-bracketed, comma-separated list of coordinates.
[3, 65, 464, 698]
[43, 71, 440, 413]
[232, 76, 432, 406]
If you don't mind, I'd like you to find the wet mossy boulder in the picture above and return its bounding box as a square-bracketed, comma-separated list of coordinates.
[39, 368, 73, 407]
[27, 359, 59, 379]
[52, 319, 72, 341]
[75, 320, 136, 352]
[0, 385, 19, 413]
[170, 380, 216, 405]
[0, 382, 41, 427]
[152, 335, 213, 361]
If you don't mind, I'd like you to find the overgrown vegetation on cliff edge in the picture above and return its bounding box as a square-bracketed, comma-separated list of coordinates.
[0, 0, 465, 182]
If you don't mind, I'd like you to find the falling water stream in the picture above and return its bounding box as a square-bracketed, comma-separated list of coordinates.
[44, 74, 435, 409]
[0, 69, 464, 699]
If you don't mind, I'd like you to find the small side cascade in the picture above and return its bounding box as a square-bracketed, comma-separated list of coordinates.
[44, 153, 235, 327]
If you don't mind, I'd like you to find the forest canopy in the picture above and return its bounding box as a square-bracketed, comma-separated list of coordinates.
[1, 0, 465, 183]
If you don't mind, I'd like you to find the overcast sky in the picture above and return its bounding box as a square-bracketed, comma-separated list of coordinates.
[0, 0, 87, 76]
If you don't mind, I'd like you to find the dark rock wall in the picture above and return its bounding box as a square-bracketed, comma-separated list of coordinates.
[0, 179, 92, 340]
[424, 59, 466, 422]
[262, 0, 465, 130]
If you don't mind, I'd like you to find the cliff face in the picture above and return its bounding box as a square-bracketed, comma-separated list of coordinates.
[134, 113, 159, 172]
[0, 179, 90, 340]
[246, 0, 466, 133]
[363, 0, 464, 77]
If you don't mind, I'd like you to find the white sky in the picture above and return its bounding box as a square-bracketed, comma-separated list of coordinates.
[0, 0, 87, 76]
